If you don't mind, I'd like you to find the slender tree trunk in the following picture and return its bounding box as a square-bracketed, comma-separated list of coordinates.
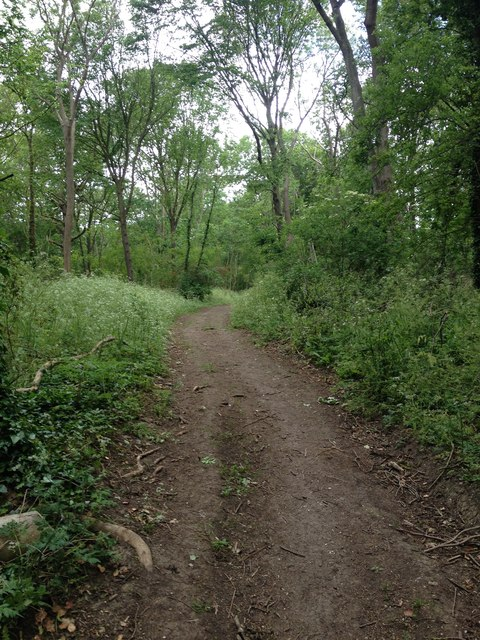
[79, 235, 88, 275]
[26, 129, 36, 256]
[365, 0, 392, 194]
[312, 0, 392, 194]
[184, 184, 199, 273]
[266, 135, 284, 234]
[62, 119, 75, 273]
[85, 234, 93, 276]
[283, 174, 295, 244]
[311, 0, 365, 119]
[197, 182, 218, 270]
[168, 215, 177, 250]
[472, 144, 480, 288]
[283, 174, 292, 226]
[114, 181, 134, 281]
[184, 202, 194, 273]
[271, 186, 283, 236]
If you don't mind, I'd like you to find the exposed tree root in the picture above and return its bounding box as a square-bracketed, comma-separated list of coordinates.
[121, 447, 163, 479]
[16, 336, 116, 392]
[88, 519, 153, 571]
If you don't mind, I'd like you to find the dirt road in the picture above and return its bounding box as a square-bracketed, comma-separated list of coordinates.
[80, 306, 479, 640]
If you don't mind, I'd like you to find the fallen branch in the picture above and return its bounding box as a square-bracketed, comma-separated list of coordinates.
[451, 586, 457, 617]
[16, 336, 116, 392]
[241, 415, 270, 429]
[228, 587, 236, 619]
[88, 519, 153, 571]
[447, 577, 470, 593]
[467, 553, 480, 570]
[427, 443, 455, 492]
[386, 460, 405, 474]
[121, 447, 163, 479]
[396, 528, 445, 543]
[359, 621, 377, 629]
[279, 544, 306, 558]
[425, 525, 480, 553]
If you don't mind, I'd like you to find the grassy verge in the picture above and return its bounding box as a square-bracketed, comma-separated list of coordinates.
[0, 273, 202, 635]
[231, 269, 480, 480]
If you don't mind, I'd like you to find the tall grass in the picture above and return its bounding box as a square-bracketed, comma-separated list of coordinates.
[7, 273, 202, 385]
[0, 273, 204, 631]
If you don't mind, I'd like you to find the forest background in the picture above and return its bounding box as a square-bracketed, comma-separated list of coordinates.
[0, 0, 480, 631]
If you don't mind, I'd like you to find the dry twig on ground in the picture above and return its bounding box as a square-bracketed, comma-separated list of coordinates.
[16, 336, 116, 392]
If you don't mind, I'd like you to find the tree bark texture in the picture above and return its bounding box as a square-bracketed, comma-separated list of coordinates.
[62, 119, 75, 273]
[364, 0, 392, 194]
[26, 129, 36, 256]
[115, 181, 134, 281]
[311, 0, 365, 119]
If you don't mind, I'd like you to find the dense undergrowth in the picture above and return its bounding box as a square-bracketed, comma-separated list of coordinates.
[0, 270, 205, 635]
[232, 267, 480, 480]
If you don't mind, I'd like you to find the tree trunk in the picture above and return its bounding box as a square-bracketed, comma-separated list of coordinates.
[197, 182, 218, 270]
[62, 119, 75, 273]
[26, 129, 36, 256]
[168, 215, 177, 250]
[330, 0, 365, 118]
[283, 173, 294, 244]
[272, 185, 283, 236]
[115, 181, 134, 281]
[472, 143, 480, 288]
[311, 0, 365, 119]
[266, 133, 285, 235]
[365, 0, 392, 194]
[312, 0, 392, 193]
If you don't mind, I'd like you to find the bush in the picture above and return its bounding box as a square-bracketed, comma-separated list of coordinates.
[178, 268, 213, 301]
[230, 272, 295, 342]
[232, 267, 480, 479]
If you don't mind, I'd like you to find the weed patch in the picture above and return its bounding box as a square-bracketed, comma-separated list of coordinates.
[232, 269, 480, 480]
[220, 463, 252, 496]
[0, 274, 201, 634]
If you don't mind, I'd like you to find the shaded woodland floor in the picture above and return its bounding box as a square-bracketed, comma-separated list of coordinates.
[74, 306, 479, 640]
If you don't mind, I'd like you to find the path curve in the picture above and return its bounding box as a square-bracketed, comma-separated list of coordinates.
[79, 306, 478, 640]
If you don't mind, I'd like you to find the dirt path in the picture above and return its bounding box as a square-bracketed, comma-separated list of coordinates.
[78, 306, 479, 640]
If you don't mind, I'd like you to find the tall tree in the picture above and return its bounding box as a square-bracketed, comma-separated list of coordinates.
[183, 0, 317, 234]
[86, 44, 169, 280]
[35, 0, 118, 272]
[311, 0, 391, 193]
[140, 78, 220, 254]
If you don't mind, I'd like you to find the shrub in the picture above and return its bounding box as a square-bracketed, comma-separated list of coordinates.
[232, 267, 480, 479]
[178, 268, 213, 301]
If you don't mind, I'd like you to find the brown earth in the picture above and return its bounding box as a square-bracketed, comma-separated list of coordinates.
[73, 305, 479, 640]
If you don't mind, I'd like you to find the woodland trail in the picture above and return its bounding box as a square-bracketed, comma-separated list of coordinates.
[78, 306, 478, 640]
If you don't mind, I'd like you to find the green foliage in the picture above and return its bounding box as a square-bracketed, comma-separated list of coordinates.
[5, 272, 201, 385]
[0, 574, 46, 622]
[0, 274, 201, 631]
[220, 463, 252, 496]
[178, 269, 213, 301]
[233, 268, 480, 479]
[231, 272, 294, 342]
